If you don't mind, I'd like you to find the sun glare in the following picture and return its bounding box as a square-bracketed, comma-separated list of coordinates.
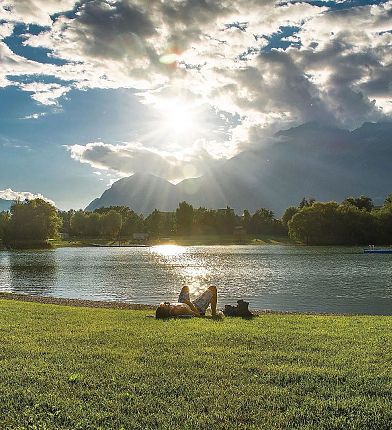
[158, 99, 197, 135]
[152, 244, 185, 256]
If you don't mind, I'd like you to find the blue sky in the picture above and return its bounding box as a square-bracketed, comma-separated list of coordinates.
[0, 0, 391, 209]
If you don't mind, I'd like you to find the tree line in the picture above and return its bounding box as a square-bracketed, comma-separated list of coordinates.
[59, 202, 285, 239]
[286, 195, 392, 245]
[0, 200, 285, 247]
[1, 194, 392, 247]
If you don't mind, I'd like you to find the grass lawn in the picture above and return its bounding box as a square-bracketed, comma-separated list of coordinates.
[51, 234, 294, 248]
[159, 234, 293, 246]
[1, 300, 392, 429]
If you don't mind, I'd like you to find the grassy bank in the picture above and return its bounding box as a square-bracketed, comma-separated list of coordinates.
[1, 300, 392, 429]
[152, 234, 292, 246]
[52, 234, 293, 248]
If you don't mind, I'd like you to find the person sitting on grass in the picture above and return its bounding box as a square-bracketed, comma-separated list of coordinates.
[156, 285, 217, 318]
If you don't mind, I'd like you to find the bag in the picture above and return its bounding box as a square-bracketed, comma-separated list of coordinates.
[223, 299, 253, 317]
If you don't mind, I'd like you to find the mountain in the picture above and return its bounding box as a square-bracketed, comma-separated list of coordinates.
[0, 199, 13, 212]
[86, 121, 392, 215]
[86, 173, 178, 213]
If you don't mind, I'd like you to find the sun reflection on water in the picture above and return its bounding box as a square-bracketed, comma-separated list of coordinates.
[151, 244, 185, 256]
[150, 245, 212, 298]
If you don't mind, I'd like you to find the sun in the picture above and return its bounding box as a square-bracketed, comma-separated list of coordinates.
[158, 99, 197, 135]
[164, 105, 194, 133]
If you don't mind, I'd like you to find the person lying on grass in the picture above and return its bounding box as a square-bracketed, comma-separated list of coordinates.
[156, 285, 217, 318]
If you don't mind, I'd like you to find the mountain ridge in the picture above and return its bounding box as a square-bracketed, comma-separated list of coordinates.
[86, 121, 392, 215]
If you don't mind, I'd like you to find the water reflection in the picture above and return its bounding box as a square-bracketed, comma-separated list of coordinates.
[8, 251, 57, 295]
[150, 246, 212, 298]
[1, 246, 392, 314]
[0, 252, 12, 293]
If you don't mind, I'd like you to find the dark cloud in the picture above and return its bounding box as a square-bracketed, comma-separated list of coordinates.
[74, 0, 157, 60]
[359, 68, 392, 96]
[222, 49, 337, 126]
[68, 142, 174, 178]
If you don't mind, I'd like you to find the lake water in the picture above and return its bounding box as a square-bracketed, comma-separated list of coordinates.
[0, 245, 392, 314]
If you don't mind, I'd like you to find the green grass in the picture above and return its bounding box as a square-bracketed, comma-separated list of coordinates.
[52, 234, 294, 248]
[51, 238, 107, 248]
[1, 300, 392, 429]
[160, 234, 293, 246]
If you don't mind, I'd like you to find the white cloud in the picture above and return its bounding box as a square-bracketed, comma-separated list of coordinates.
[1, 0, 77, 26]
[0, 188, 56, 206]
[0, 22, 14, 39]
[19, 1, 328, 96]
[18, 81, 71, 105]
[19, 112, 47, 120]
[0, 39, 65, 105]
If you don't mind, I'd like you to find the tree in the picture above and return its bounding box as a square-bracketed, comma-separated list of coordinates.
[0, 212, 10, 241]
[86, 212, 102, 236]
[193, 207, 217, 235]
[342, 195, 374, 212]
[94, 206, 144, 238]
[289, 201, 377, 245]
[243, 210, 251, 233]
[144, 210, 175, 236]
[120, 210, 144, 237]
[289, 202, 341, 245]
[4, 199, 61, 246]
[70, 211, 89, 236]
[145, 209, 162, 236]
[216, 206, 236, 234]
[384, 194, 392, 206]
[159, 212, 176, 236]
[176, 201, 194, 235]
[374, 205, 392, 244]
[299, 197, 315, 209]
[101, 210, 122, 239]
[337, 203, 377, 244]
[282, 206, 298, 227]
[58, 209, 75, 235]
[248, 208, 275, 234]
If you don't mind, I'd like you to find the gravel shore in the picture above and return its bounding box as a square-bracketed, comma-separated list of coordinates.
[0, 292, 156, 310]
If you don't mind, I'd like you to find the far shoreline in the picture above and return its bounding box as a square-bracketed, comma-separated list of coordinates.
[0, 235, 296, 250]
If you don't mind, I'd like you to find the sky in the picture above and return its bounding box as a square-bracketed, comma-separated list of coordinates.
[0, 0, 391, 209]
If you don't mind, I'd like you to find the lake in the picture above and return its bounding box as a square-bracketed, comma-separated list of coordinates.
[0, 245, 392, 314]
